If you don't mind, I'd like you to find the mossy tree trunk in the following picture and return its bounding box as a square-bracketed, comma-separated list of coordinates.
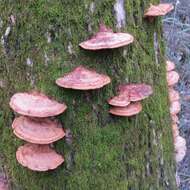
[0, 0, 177, 189]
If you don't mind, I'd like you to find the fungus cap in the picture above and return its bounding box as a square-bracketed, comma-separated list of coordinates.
[166, 60, 175, 72]
[12, 116, 65, 144]
[109, 102, 142, 117]
[108, 94, 130, 107]
[16, 143, 64, 171]
[170, 100, 181, 115]
[171, 114, 179, 124]
[56, 66, 111, 90]
[9, 92, 67, 117]
[167, 71, 180, 86]
[118, 84, 153, 102]
[144, 3, 174, 17]
[174, 136, 186, 162]
[169, 88, 180, 103]
[79, 24, 134, 50]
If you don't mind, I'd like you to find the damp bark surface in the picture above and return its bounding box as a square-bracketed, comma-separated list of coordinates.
[0, 1, 176, 190]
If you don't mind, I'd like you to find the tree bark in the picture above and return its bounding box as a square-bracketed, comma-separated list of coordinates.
[0, 0, 177, 189]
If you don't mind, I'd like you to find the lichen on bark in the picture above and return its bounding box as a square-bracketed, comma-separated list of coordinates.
[0, 0, 177, 189]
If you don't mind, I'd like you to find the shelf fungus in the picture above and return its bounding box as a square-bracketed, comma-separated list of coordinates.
[108, 94, 130, 107]
[56, 66, 111, 90]
[169, 88, 180, 103]
[9, 92, 67, 117]
[170, 100, 181, 115]
[144, 3, 174, 21]
[167, 71, 180, 87]
[79, 24, 134, 50]
[16, 143, 64, 171]
[166, 60, 175, 72]
[109, 102, 142, 117]
[12, 116, 65, 144]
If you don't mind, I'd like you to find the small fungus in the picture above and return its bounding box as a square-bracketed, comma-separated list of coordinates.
[167, 71, 180, 87]
[169, 88, 180, 103]
[12, 116, 65, 144]
[16, 143, 64, 171]
[171, 114, 179, 124]
[79, 24, 134, 50]
[108, 94, 130, 107]
[144, 3, 174, 21]
[109, 102, 142, 117]
[9, 91, 67, 117]
[166, 60, 175, 72]
[174, 136, 186, 163]
[170, 100, 181, 115]
[56, 66, 111, 90]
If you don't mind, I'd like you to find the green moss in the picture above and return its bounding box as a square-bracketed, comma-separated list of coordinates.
[0, 0, 176, 189]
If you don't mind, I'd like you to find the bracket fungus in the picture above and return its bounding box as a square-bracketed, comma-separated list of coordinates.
[144, 3, 174, 21]
[108, 94, 130, 107]
[167, 71, 180, 87]
[79, 24, 134, 50]
[16, 143, 64, 171]
[169, 88, 180, 103]
[9, 92, 67, 117]
[166, 60, 175, 72]
[56, 66, 111, 90]
[170, 100, 181, 115]
[109, 102, 142, 117]
[12, 116, 65, 144]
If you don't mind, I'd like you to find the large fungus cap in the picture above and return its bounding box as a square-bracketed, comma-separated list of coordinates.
[16, 143, 64, 171]
[166, 60, 175, 72]
[56, 66, 111, 90]
[12, 116, 65, 144]
[109, 102, 142, 117]
[167, 71, 180, 87]
[108, 94, 130, 107]
[170, 100, 181, 115]
[79, 24, 134, 50]
[169, 88, 180, 103]
[9, 92, 67, 117]
[144, 3, 174, 17]
[118, 84, 153, 102]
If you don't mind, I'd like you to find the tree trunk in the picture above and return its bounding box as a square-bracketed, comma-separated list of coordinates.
[0, 0, 177, 189]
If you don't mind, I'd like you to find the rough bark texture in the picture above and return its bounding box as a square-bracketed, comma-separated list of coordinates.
[0, 0, 177, 189]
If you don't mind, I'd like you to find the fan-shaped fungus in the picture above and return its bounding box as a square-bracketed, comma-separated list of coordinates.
[12, 116, 65, 144]
[144, 3, 174, 21]
[79, 24, 134, 50]
[118, 84, 153, 101]
[9, 92, 67, 117]
[170, 100, 181, 115]
[166, 60, 175, 72]
[56, 66, 111, 90]
[108, 94, 130, 107]
[167, 71, 180, 87]
[16, 143, 64, 171]
[109, 102, 142, 117]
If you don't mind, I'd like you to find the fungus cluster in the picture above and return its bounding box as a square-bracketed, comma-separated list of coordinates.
[108, 84, 153, 117]
[166, 60, 186, 162]
[9, 92, 67, 171]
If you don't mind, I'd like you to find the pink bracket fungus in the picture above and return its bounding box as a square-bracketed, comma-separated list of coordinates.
[108, 94, 130, 107]
[79, 24, 134, 50]
[166, 60, 175, 72]
[167, 71, 180, 87]
[168, 88, 180, 103]
[118, 83, 153, 102]
[9, 91, 67, 117]
[171, 114, 179, 124]
[109, 102, 142, 117]
[170, 100, 181, 115]
[56, 66, 111, 90]
[144, 3, 174, 21]
[12, 116, 65, 144]
[16, 143, 64, 171]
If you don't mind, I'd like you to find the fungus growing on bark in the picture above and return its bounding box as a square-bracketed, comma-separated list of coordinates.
[171, 114, 179, 124]
[118, 84, 153, 101]
[167, 71, 180, 87]
[170, 100, 181, 115]
[108, 94, 130, 107]
[9, 92, 67, 117]
[12, 116, 65, 144]
[166, 60, 175, 72]
[16, 143, 64, 171]
[79, 24, 134, 50]
[144, 3, 174, 21]
[56, 66, 111, 90]
[109, 102, 142, 117]
[169, 88, 180, 103]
